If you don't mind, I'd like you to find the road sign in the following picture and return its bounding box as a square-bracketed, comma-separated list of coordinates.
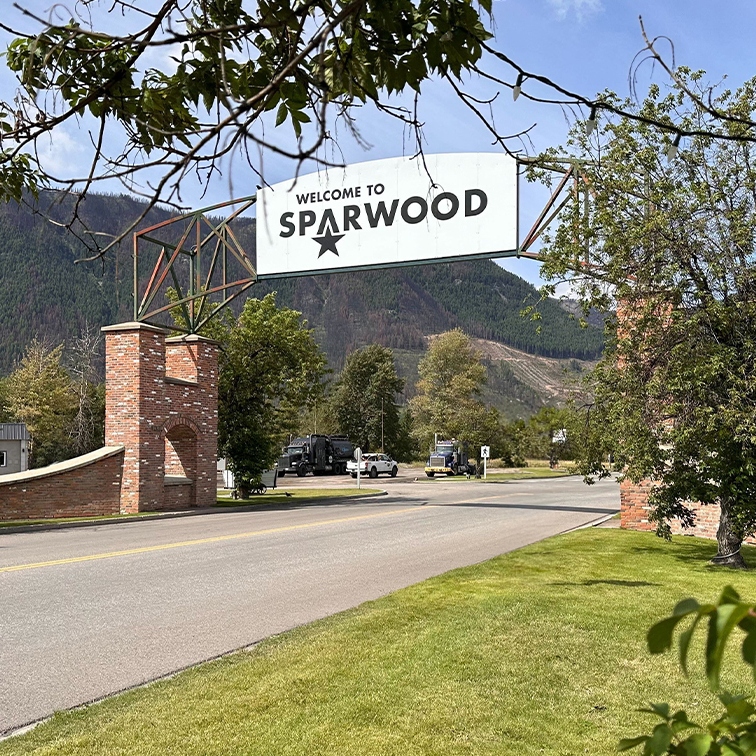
[256, 153, 518, 278]
[480, 445, 490, 459]
[552, 429, 567, 444]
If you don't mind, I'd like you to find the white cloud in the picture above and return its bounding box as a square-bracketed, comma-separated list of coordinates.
[547, 0, 603, 21]
[35, 125, 89, 178]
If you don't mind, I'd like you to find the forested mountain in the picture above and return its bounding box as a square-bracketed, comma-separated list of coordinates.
[0, 192, 604, 417]
[252, 261, 602, 371]
[0, 192, 173, 371]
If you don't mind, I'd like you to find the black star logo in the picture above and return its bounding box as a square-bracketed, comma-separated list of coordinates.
[313, 229, 344, 257]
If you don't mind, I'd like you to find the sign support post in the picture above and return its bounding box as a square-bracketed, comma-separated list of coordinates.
[480, 445, 490, 480]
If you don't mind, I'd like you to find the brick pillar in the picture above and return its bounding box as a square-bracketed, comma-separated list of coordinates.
[165, 336, 219, 508]
[615, 297, 672, 533]
[103, 322, 168, 513]
[619, 478, 655, 531]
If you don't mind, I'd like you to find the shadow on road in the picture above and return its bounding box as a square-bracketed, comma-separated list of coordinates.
[438, 502, 618, 515]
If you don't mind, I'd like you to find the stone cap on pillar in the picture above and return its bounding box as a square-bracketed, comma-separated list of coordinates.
[165, 334, 222, 346]
[101, 321, 171, 334]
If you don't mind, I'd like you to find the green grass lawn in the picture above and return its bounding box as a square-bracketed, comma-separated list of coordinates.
[214, 488, 382, 506]
[425, 467, 571, 482]
[0, 489, 383, 528]
[5, 529, 756, 755]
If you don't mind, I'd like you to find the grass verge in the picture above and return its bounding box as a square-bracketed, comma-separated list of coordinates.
[4, 529, 756, 755]
[474, 468, 572, 481]
[213, 488, 383, 506]
[432, 467, 572, 482]
[0, 489, 383, 528]
[0, 511, 168, 529]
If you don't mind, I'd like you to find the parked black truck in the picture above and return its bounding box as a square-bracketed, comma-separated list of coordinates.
[277, 435, 354, 477]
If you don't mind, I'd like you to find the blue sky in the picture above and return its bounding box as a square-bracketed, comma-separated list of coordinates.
[2, 1, 755, 287]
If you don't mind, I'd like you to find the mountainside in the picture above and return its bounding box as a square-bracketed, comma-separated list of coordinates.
[0, 192, 603, 417]
[0, 193, 175, 371]
[251, 259, 603, 369]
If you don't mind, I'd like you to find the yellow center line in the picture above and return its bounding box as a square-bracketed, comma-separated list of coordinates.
[471, 493, 535, 502]
[0, 507, 434, 574]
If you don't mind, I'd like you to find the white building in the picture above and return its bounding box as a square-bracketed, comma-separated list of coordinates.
[0, 424, 30, 475]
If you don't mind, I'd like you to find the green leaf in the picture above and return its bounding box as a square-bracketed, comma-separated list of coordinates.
[679, 613, 705, 675]
[742, 629, 756, 676]
[720, 586, 743, 606]
[706, 603, 754, 690]
[723, 694, 755, 723]
[674, 598, 702, 616]
[618, 735, 648, 751]
[647, 723, 674, 754]
[720, 745, 743, 756]
[641, 703, 671, 719]
[275, 103, 287, 127]
[682, 733, 713, 756]
[649, 616, 688, 654]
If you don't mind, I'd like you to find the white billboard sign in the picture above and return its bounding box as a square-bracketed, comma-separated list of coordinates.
[255, 153, 518, 278]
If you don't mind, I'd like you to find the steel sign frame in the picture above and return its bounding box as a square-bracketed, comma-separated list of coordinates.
[132, 154, 589, 333]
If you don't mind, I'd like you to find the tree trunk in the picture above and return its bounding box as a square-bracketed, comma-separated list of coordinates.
[713, 496, 748, 569]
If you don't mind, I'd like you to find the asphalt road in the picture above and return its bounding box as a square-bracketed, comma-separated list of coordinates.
[0, 472, 619, 734]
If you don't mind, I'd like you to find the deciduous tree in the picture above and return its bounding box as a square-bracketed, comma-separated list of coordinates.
[216, 293, 327, 492]
[329, 344, 404, 454]
[538, 73, 756, 567]
[409, 329, 495, 457]
[4, 340, 78, 467]
[518, 405, 584, 467]
[66, 324, 105, 456]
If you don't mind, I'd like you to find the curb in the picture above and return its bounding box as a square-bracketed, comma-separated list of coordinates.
[559, 512, 619, 535]
[0, 490, 389, 535]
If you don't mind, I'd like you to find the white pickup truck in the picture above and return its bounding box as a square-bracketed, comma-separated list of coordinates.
[347, 453, 398, 478]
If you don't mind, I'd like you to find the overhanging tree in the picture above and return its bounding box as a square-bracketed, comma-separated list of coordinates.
[1, 4, 755, 256]
[538, 72, 756, 567]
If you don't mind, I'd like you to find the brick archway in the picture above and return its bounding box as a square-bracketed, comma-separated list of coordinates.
[163, 415, 202, 437]
[164, 417, 199, 508]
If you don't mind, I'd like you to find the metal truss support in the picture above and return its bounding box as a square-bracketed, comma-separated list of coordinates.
[132, 158, 592, 335]
[133, 196, 257, 333]
[517, 157, 593, 264]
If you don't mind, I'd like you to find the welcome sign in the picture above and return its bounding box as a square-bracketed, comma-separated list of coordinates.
[255, 152, 518, 278]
